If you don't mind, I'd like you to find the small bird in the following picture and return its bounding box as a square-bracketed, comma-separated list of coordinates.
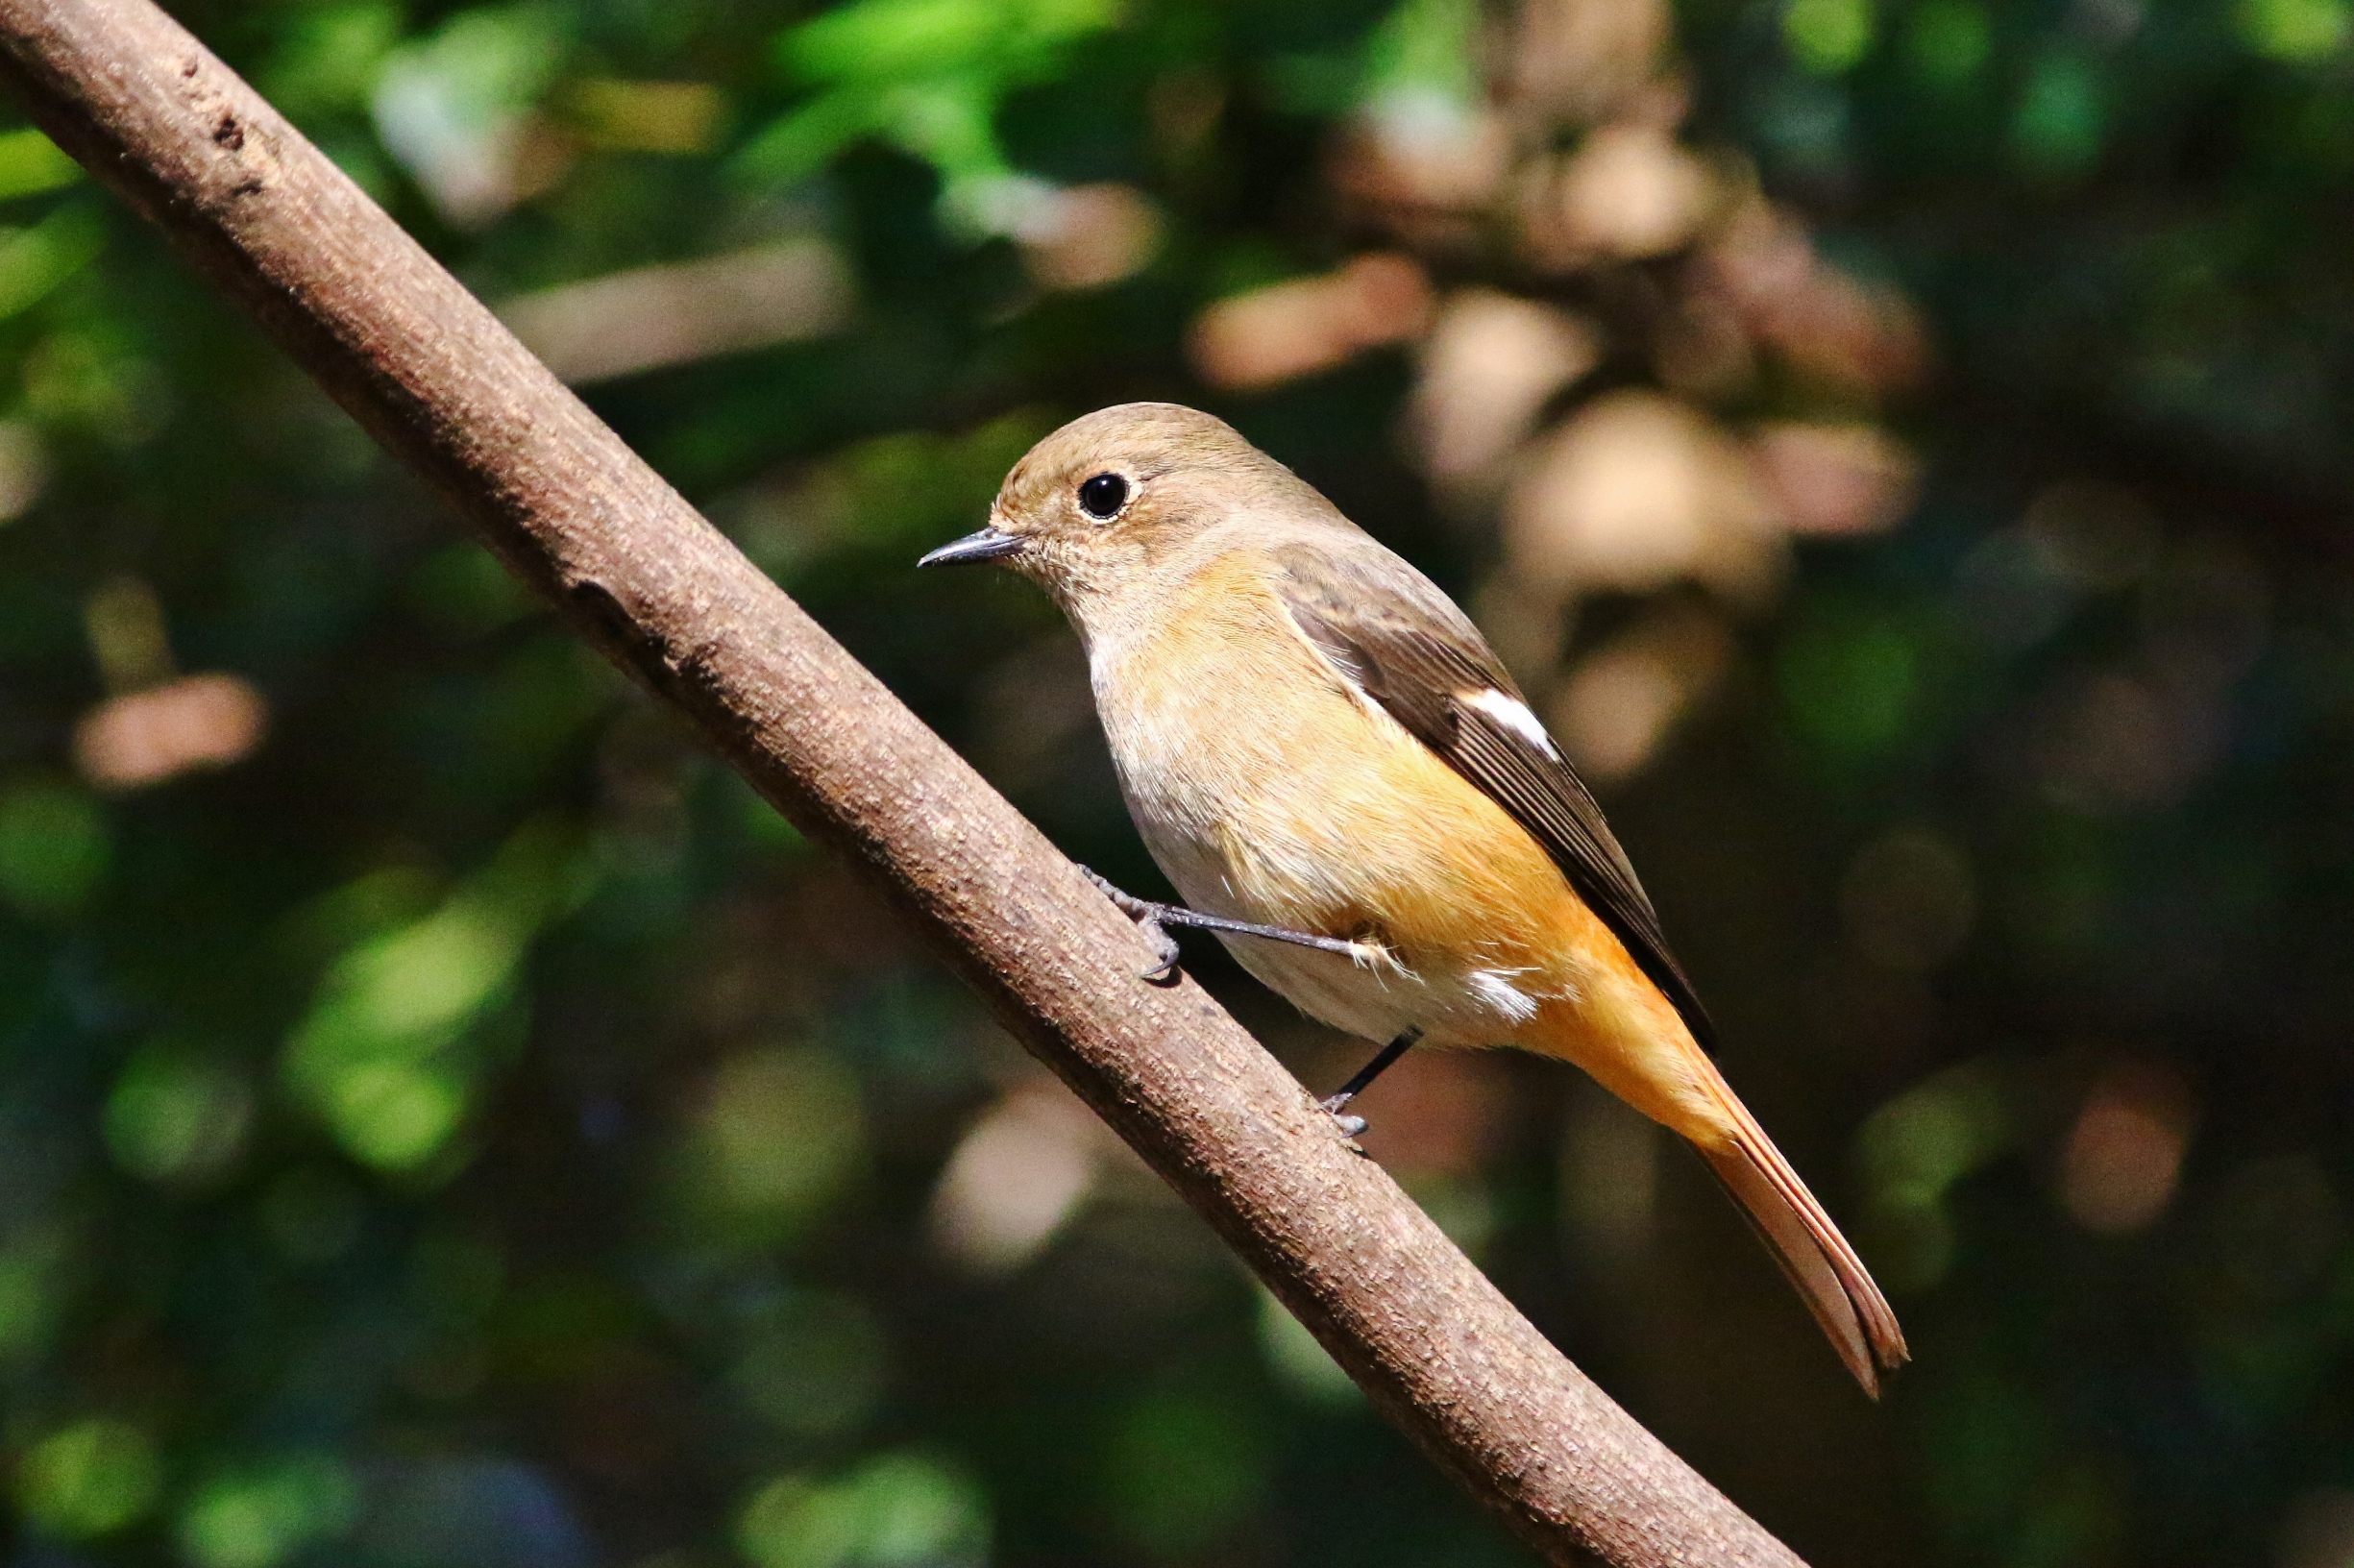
[921, 403, 1907, 1394]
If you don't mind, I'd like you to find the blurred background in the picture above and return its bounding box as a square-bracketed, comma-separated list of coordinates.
[0, 0, 2350, 1562]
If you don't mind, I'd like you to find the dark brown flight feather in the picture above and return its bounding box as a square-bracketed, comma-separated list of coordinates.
[1270, 541, 1718, 1052]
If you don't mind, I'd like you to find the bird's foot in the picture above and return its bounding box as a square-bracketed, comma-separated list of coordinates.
[1082, 868, 1186, 983]
[1318, 1092, 1369, 1139]
[1080, 868, 1378, 984]
[1313, 1029, 1423, 1140]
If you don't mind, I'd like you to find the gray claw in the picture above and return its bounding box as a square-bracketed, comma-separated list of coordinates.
[1084, 866, 1185, 982]
[1139, 920, 1182, 983]
[1318, 1093, 1368, 1138]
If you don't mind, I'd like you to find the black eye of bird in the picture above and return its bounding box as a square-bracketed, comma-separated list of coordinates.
[1078, 473, 1128, 520]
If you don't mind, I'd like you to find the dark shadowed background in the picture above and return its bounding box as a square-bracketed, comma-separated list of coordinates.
[1, 0, 2350, 1564]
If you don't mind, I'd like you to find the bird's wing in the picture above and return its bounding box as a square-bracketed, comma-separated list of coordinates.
[1269, 539, 1716, 1050]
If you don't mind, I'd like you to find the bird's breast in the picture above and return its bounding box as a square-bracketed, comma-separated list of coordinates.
[1087, 564, 1601, 1046]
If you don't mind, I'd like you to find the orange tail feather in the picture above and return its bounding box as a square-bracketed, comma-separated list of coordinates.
[1699, 1100, 1909, 1397]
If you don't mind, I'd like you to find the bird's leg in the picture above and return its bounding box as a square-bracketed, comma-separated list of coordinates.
[1081, 868, 1380, 983]
[1318, 1028, 1423, 1138]
[1084, 869, 1184, 981]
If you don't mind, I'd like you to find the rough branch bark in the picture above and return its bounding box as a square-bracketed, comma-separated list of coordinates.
[0, 4, 1807, 1563]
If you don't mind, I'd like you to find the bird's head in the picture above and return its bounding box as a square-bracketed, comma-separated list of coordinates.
[920, 403, 1338, 627]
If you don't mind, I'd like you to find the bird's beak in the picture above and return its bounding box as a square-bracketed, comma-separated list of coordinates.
[919, 527, 1025, 568]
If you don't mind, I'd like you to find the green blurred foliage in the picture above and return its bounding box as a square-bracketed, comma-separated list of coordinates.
[282, 819, 593, 1174]
[737, 1452, 988, 1568]
[0, 778, 108, 916]
[14, 1420, 161, 1541]
[741, 0, 1121, 229]
[175, 1456, 358, 1568]
[0, 0, 2349, 1565]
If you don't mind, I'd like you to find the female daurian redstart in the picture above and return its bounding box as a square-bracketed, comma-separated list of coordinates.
[921, 403, 1907, 1394]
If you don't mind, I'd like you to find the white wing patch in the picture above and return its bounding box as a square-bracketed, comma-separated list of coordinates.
[1465, 967, 1542, 1025]
[1461, 688, 1560, 759]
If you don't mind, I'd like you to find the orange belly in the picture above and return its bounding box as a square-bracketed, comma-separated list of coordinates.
[1091, 560, 1733, 1147]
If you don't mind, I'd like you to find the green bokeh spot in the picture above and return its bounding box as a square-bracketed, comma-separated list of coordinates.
[262, 2, 405, 117]
[738, 0, 1119, 220]
[0, 130, 80, 202]
[1785, 0, 1876, 74]
[103, 1046, 255, 1185]
[374, 4, 564, 152]
[1777, 609, 1922, 763]
[0, 206, 104, 322]
[2012, 50, 2103, 179]
[684, 1045, 867, 1245]
[179, 1456, 358, 1568]
[1906, 0, 1990, 86]
[2238, 0, 2350, 58]
[0, 1232, 62, 1365]
[738, 1452, 989, 1568]
[1106, 1388, 1269, 1555]
[282, 821, 590, 1173]
[0, 779, 110, 918]
[731, 1292, 889, 1439]
[1362, 0, 1482, 107]
[15, 1419, 160, 1539]
[324, 1060, 470, 1171]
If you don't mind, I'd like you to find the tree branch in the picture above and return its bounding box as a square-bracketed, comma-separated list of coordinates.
[0, 4, 1806, 1563]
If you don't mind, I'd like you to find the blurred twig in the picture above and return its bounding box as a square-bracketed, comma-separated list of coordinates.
[0, 3, 1805, 1563]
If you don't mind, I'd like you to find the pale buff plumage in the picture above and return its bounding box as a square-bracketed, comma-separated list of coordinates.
[1091, 550, 1723, 1119]
[939, 402, 1906, 1393]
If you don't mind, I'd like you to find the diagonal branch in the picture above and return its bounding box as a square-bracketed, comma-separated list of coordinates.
[0, 3, 1807, 1563]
